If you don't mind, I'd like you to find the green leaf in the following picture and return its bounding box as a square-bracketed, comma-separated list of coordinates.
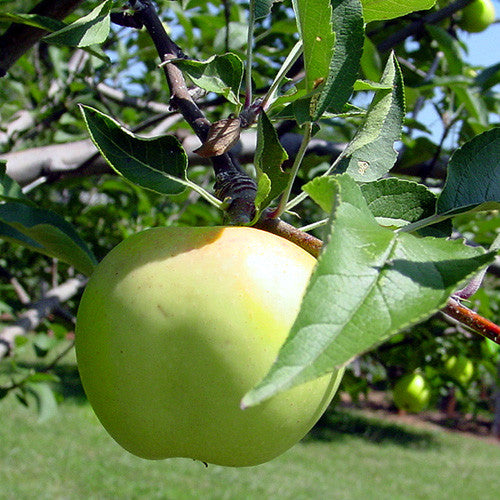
[44, 0, 112, 47]
[25, 382, 58, 423]
[361, 178, 452, 236]
[286, 0, 364, 123]
[80, 105, 189, 196]
[33, 333, 61, 358]
[361, 0, 436, 23]
[0, 202, 97, 276]
[425, 25, 463, 75]
[353, 80, 392, 92]
[475, 62, 500, 91]
[302, 176, 339, 213]
[254, 173, 272, 213]
[25, 372, 60, 385]
[437, 128, 500, 216]
[361, 178, 437, 227]
[242, 175, 493, 407]
[254, 111, 289, 211]
[171, 53, 244, 106]
[312, 0, 364, 120]
[0, 13, 66, 32]
[360, 36, 382, 82]
[214, 22, 248, 52]
[334, 53, 405, 181]
[292, 0, 335, 94]
[303, 174, 370, 214]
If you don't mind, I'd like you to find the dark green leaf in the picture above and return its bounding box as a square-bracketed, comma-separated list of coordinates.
[475, 62, 500, 91]
[254, 111, 289, 211]
[0, 13, 66, 31]
[0, 202, 97, 276]
[44, 0, 112, 47]
[334, 53, 405, 181]
[425, 25, 463, 75]
[80, 105, 189, 196]
[361, 178, 437, 227]
[361, 178, 452, 236]
[171, 54, 244, 105]
[0, 162, 31, 204]
[304, 176, 452, 236]
[242, 175, 494, 407]
[437, 128, 500, 216]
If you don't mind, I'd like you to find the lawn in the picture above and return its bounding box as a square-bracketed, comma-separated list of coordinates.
[1, 366, 500, 500]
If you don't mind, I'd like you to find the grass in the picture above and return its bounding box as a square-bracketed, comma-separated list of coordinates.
[1, 366, 500, 500]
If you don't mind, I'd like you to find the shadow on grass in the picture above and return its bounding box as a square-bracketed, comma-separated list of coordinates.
[306, 408, 439, 449]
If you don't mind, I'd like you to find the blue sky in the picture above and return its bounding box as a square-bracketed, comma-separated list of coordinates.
[463, 13, 500, 67]
[417, 10, 499, 146]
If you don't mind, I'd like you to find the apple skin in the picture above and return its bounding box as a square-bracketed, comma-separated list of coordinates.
[75, 226, 343, 467]
[458, 0, 496, 33]
[444, 355, 474, 385]
[392, 373, 431, 413]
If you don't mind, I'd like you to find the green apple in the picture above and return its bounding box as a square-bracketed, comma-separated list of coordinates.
[75, 226, 343, 467]
[458, 0, 496, 33]
[444, 355, 474, 385]
[392, 373, 431, 413]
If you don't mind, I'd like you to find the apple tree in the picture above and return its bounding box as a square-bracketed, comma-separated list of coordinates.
[1, 0, 500, 456]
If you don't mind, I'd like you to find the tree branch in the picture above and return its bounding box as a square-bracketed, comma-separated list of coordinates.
[443, 298, 500, 345]
[130, 0, 258, 225]
[0, 278, 86, 360]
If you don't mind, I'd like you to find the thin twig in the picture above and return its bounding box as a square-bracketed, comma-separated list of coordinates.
[443, 298, 500, 344]
[131, 0, 258, 224]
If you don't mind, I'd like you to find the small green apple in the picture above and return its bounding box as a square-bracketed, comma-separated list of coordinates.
[444, 355, 474, 385]
[75, 226, 343, 467]
[392, 373, 431, 412]
[458, 0, 496, 33]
